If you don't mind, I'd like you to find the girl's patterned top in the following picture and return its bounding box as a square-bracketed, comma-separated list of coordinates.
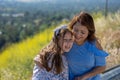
[32, 54, 68, 80]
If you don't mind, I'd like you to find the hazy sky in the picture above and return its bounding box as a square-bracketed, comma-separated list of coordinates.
[16, 0, 49, 2]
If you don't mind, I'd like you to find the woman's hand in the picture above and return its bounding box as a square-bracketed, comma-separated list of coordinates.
[74, 76, 88, 80]
[74, 77, 79, 80]
[75, 66, 106, 80]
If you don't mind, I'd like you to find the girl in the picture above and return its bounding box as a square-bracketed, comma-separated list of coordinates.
[32, 25, 74, 80]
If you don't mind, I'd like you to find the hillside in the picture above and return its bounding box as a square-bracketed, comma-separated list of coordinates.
[0, 11, 120, 79]
[0, 26, 54, 80]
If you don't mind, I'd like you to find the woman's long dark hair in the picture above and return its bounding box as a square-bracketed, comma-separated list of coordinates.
[39, 28, 73, 74]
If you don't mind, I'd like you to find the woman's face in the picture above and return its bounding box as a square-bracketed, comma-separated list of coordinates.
[72, 24, 89, 45]
[59, 32, 74, 53]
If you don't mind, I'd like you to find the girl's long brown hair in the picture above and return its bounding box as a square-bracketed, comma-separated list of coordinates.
[39, 28, 73, 74]
[68, 11, 96, 42]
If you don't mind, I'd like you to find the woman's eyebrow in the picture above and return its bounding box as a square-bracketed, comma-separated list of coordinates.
[81, 30, 87, 32]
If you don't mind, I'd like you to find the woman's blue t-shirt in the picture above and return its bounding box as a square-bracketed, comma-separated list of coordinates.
[65, 40, 108, 80]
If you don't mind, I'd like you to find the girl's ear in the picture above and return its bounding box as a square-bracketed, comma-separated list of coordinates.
[52, 36, 54, 41]
[53, 32, 57, 42]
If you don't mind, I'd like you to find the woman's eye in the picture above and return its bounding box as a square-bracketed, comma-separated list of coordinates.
[74, 30, 85, 34]
[81, 32, 85, 34]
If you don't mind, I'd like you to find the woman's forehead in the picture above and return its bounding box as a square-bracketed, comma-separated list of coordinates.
[74, 22, 82, 27]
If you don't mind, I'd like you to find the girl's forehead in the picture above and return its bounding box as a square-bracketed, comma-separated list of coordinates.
[64, 32, 73, 38]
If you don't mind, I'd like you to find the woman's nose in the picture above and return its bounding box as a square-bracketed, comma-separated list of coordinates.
[76, 31, 82, 35]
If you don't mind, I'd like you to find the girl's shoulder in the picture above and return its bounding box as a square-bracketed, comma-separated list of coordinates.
[34, 55, 41, 62]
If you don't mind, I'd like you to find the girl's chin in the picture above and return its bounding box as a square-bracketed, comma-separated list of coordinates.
[64, 50, 70, 52]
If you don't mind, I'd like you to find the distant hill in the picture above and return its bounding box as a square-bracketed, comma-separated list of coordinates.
[0, 25, 54, 80]
[0, 0, 120, 13]
[0, 0, 119, 51]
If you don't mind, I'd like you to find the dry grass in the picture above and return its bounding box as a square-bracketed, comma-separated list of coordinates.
[95, 11, 120, 69]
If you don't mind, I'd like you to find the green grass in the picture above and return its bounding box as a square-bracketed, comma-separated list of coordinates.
[0, 26, 54, 80]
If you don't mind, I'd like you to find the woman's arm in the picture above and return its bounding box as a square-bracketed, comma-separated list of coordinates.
[75, 66, 106, 80]
[76, 66, 106, 80]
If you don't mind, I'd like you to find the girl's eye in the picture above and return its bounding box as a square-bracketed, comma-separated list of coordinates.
[64, 39, 67, 42]
[64, 39, 73, 42]
[64, 39, 69, 42]
[74, 29, 78, 32]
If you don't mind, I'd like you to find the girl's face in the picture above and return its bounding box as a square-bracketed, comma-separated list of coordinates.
[72, 24, 89, 45]
[59, 32, 74, 53]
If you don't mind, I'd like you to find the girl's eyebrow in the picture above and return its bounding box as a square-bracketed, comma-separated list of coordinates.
[63, 38, 72, 40]
[64, 38, 72, 39]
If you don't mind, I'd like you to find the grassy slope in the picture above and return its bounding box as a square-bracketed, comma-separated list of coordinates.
[0, 26, 54, 80]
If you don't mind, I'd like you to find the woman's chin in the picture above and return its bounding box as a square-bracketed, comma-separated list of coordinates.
[75, 39, 81, 43]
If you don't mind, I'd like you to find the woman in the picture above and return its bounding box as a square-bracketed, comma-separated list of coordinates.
[65, 12, 109, 80]
[32, 25, 74, 80]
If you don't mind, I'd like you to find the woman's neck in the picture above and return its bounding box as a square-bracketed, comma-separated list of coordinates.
[75, 40, 86, 45]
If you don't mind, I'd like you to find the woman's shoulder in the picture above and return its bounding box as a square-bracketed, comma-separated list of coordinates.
[85, 40, 101, 49]
[88, 41, 109, 57]
[83, 40, 108, 57]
